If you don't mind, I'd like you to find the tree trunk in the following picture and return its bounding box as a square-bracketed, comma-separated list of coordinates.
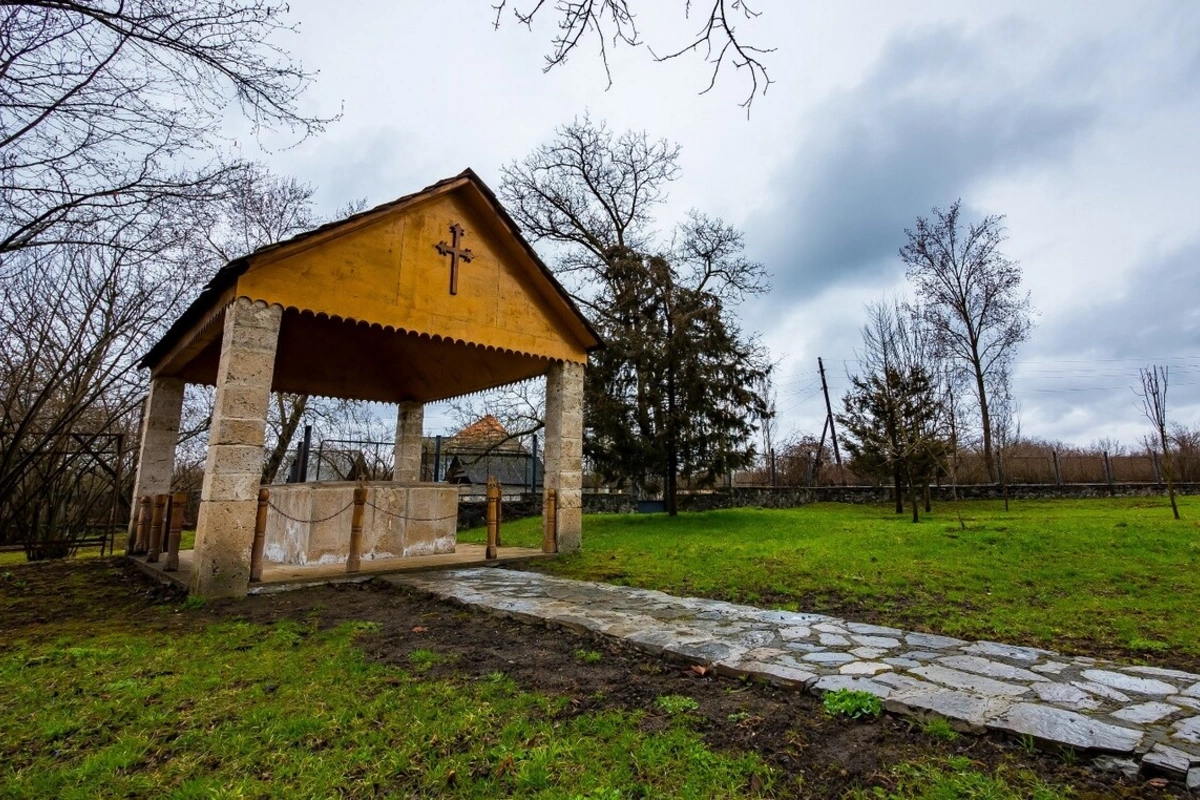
[262, 394, 308, 484]
[973, 359, 995, 482]
[665, 308, 679, 517]
[1001, 459, 1010, 512]
[893, 465, 904, 514]
[1160, 426, 1181, 520]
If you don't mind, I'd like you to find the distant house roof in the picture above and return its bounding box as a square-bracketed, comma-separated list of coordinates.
[433, 415, 540, 486]
[446, 415, 525, 452]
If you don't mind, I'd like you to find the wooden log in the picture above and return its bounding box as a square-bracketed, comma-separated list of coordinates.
[542, 488, 557, 554]
[146, 494, 167, 563]
[250, 487, 269, 582]
[134, 495, 152, 554]
[346, 486, 367, 573]
[486, 476, 499, 560]
[164, 491, 187, 572]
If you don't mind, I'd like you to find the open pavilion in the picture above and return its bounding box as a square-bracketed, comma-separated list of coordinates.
[127, 170, 600, 597]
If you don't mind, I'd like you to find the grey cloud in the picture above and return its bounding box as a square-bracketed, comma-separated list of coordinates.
[746, 22, 1099, 305]
[1030, 238, 1200, 364]
[1016, 239, 1200, 443]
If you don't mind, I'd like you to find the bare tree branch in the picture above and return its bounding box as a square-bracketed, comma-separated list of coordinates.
[492, 0, 772, 112]
[900, 200, 1033, 481]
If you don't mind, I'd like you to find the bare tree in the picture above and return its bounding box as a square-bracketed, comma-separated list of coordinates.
[757, 371, 778, 483]
[1138, 365, 1180, 520]
[500, 114, 680, 288]
[499, 116, 771, 509]
[0, 1, 329, 269]
[0, 0, 327, 550]
[492, 0, 774, 112]
[0, 221, 209, 545]
[900, 201, 1033, 482]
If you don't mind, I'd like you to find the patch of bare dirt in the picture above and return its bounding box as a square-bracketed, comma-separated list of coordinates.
[0, 559, 1190, 798]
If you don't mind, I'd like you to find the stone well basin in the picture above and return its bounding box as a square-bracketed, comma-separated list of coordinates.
[262, 481, 457, 566]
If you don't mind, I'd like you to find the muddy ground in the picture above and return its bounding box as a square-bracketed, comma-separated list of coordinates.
[1, 558, 1192, 798]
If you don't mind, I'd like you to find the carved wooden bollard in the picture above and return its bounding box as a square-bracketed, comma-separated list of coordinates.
[134, 495, 152, 554]
[346, 486, 367, 573]
[146, 494, 167, 563]
[542, 488, 557, 554]
[164, 491, 187, 572]
[250, 488, 269, 582]
[485, 476, 500, 560]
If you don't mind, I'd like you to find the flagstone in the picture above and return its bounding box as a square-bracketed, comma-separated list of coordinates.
[1081, 669, 1178, 696]
[387, 567, 1200, 785]
[937, 654, 1049, 683]
[1111, 702, 1180, 725]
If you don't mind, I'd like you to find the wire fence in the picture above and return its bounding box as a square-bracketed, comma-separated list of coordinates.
[736, 451, 1200, 488]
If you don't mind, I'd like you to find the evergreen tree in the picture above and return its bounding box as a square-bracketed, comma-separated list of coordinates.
[838, 302, 946, 521]
[499, 118, 772, 515]
[585, 250, 771, 512]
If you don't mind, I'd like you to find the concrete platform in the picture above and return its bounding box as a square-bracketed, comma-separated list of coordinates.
[129, 545, 553, 594]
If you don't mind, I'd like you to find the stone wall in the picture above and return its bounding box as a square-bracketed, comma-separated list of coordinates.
[808, 482, 1200, 505]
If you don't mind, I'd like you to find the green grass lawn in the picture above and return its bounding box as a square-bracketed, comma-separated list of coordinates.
[0, 562, 1082, 799]
[470, 496, 1200, 665]
[0, 530, 197, 568]
[0, 612, 767, 798]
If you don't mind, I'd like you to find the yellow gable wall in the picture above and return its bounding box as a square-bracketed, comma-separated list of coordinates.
[234, 190, 590, 364]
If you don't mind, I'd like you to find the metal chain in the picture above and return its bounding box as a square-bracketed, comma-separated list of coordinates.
[266, 498, 354, 524]
[364, 499, 460, 524]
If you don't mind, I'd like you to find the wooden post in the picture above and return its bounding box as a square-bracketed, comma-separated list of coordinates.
[250, 488, 269, 582]
[494, 481, 502, 548]
[146, 494, 167, 563]
[486, 476, 500, 560]
[542, 488, 557, 554]
[1103, 451, 1116, 496]
[134, 495, 152, 554]
[164, 491, 187, 571]
[346, 486, 367, 573]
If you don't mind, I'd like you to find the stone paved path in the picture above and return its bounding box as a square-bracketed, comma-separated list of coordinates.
[388, 568, 1200, 788]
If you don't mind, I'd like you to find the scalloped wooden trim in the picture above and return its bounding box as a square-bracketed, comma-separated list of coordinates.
[150, 288, 235, 378]
[270, 300, 586, 365]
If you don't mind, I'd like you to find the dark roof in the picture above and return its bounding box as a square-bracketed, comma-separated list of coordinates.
[140, 168, 603, 371]
[445, 453, 539, 486]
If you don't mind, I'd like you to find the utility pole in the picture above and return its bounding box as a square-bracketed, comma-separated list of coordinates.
[818, 357, 843, 483]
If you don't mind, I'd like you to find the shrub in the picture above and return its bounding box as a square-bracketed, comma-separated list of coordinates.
[822, 689, 882, 719]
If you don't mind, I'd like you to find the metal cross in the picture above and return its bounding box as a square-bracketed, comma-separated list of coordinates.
[434, 222, 474, 295]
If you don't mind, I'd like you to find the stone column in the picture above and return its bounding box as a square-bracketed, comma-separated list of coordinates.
[127, 377, 185, 550]
[191, 298, 281, 598]
[393, 402, 424, 482]
[543, 360, 584, 552]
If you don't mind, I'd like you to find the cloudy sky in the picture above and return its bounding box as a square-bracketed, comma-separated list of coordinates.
[248, 1, 1200, 447]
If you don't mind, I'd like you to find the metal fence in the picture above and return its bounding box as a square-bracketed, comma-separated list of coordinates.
[428, 444, 541, 490]
[283, 437, 543, 490]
